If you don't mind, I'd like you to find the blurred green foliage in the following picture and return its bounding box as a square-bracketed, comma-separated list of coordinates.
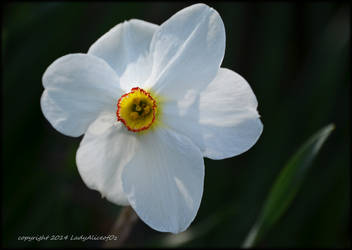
[2, 2, 350, 248]
[243, 124, 335, 247]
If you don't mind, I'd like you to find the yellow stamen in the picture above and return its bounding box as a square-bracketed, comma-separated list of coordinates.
[132, 97, 140, 105]
[130, 112, 139, 120]
[135, 105, 142, 112]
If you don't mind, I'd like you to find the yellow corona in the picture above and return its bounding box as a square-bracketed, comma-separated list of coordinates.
[117, 87, 158, 132]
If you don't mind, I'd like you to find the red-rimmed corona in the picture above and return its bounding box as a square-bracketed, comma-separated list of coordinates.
[117, 87, 157, 132]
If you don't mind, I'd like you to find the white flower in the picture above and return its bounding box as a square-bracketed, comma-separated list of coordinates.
[40, 3, 263, 234]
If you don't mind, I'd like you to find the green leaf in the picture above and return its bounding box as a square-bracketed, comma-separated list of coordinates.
[242, 124, 335, 248]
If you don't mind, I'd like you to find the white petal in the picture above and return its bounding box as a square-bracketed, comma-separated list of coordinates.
[146, 3, 225, 99]
[121, 128, 204, 233]
[163, 68, 263, 159]
[88, 19, 158, 92]
[41, 53, 122, 137]
[76, 112, 138, 206]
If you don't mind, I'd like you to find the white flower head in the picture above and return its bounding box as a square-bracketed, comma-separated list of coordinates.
[41, 3, 263, 234]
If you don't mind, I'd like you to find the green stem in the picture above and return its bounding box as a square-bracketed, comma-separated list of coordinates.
[103, 206, 138, 248]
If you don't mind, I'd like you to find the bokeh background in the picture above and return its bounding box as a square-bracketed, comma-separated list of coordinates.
[2, 1, 350, 248]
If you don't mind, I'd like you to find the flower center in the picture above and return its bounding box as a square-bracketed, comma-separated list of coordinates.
[117, 87, 157, 132]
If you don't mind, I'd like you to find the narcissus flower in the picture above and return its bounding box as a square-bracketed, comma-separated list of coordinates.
[41, 3, 263, 233]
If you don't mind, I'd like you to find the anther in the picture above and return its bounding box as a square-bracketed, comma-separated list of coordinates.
[130, 112, 139, 120]
[135, 105, 142, 111]
[143, 106, 151, 114]
[132, 97, 140, 105]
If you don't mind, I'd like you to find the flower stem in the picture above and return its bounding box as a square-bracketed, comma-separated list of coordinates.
[103, 206, 138, 248]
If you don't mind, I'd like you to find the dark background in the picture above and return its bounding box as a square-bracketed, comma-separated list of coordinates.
[2, 1, 350, 247]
